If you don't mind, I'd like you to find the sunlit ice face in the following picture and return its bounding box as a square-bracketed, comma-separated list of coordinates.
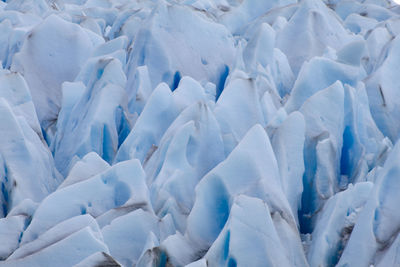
[394, 0, 400, 5]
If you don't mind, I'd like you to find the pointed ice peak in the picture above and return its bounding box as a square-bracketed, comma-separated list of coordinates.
[286, 58, 361, 113]
[186, 124, 296, 257]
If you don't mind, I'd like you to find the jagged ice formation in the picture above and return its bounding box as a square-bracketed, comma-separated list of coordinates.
[0, 0, 400, 266]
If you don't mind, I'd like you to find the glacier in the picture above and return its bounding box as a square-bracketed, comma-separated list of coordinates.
[0, 0, 400, 266]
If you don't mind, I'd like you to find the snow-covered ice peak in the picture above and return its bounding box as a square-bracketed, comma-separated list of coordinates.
[0, 0, 399, 266]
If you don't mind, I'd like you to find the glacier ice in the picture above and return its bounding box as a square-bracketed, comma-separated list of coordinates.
[11, 14, 102, 136]
[0, 97, 61, 217]
[125, 1, 236, 94]
[307, 182, 373, 266]
[74, 251, 121, 267]
[205, 195, 295, 267]
[184, 125, 302, 265]
[102, 209, 160, 266]
[365, 35, 400, 141]
[270, 111, 305, 223]
[0, 0, 400, 266]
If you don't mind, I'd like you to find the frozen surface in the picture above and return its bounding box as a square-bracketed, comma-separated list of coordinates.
[11, 14, 101, 135]
[0, 0, 400, 266]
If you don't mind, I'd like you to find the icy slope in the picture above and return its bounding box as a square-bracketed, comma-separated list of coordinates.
[0, 0, 400, 266]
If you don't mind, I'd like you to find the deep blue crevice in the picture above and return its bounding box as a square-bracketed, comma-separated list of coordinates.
[115, 106, 131, 149]
[80, 206, 87, 215]
[299, 141, 318, 234]
[158, 250, 168, 267]
[1, 182, 8, 216]
[208, 176, 231, 237]
[18, 232, 23, 243]
[216, 65, 229, 101]
[96, 68, 104, 79]
[171, 71, 181, 92]
[298, 174, 312, 234]
[228, 257, 237, 267]
[340, 126, 354, 177]
[4, 164, 8, 182]
[42, 127, 52, 148]
[102, 125, 114, 164]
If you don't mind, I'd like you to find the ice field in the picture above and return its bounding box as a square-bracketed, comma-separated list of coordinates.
[0, 0, 400, 266]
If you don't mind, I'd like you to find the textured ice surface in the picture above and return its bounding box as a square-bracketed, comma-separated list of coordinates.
[0, 0, 400, 266]
[11, 14, 102, 135]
